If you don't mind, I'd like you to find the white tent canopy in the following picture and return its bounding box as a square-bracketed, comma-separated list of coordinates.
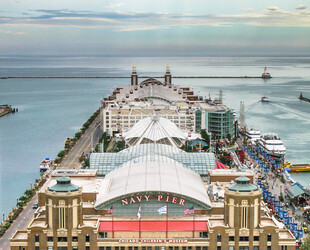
[123, 116, 187, 147]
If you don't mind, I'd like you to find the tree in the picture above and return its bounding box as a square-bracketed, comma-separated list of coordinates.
[200, 129, 210, 143]
[302, 235, 310, 250]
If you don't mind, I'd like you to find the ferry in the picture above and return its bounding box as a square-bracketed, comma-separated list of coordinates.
[261, 96, 270, 102]
[282, 162, 310, 172]
[257, 133, 286, 158]
[40, 158, 52, 172]
[246, 129, 261, 144]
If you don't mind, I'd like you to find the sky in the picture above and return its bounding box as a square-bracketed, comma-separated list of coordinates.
[0, 0, 310, 56]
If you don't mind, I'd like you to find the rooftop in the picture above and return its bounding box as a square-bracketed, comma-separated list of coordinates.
[48, 177, 80, 193]
[227, 176, 259, 192]
[90, 143, 215, 176]
[95, 160, 212, 210]
[123, 116, 187, 148]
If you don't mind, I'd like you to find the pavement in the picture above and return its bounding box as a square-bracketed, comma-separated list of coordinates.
[0, 196, 38, 250]
[240, 135, 308, 237]
[59, 115, 102, 169]
[0, 113, 103, 248]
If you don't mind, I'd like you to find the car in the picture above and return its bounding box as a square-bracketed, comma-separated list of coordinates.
[32, 203, 38, 209]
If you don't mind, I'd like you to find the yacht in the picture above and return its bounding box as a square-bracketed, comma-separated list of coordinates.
[246, 129, 261, 144]
[40, 158, 52, 172]
[257, 133, 286, 158]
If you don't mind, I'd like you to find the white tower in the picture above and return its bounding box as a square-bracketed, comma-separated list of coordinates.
[131, 64, 138, 85]
[164, 64, 172, 85]
[239, 101, 245, 128]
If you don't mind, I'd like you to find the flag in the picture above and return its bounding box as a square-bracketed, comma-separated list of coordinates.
[184, 206, 195, 215]
[108, 206, 113, 214]
[158, 205, 167, 215]
[137, 204, 141, 219]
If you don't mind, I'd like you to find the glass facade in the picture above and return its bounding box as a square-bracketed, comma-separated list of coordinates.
[195, 109, 202, 132]
[207, 110, 234, 139]
[90, 144, 215, 176]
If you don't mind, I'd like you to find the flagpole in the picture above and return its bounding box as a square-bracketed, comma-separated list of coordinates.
[193, 205, 195, 238]
[112, 205, 114, 239]
[139, 203, 141, 239]
[166, 201, 168, 239]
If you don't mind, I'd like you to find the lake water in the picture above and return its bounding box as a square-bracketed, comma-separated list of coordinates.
[1, 56, 310, 215]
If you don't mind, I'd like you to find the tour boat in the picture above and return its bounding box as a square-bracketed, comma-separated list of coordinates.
[246, 129, 261, 143]
[257, 133, 286, 158]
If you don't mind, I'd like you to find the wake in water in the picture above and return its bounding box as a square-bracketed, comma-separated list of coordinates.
[269, 101, 310, 124]
[245, 101, 262, 113]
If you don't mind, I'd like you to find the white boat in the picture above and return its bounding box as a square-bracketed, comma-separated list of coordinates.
[261, 96, 270, 102]
[257, 133, 286, 158]
[40, 158, 52, 172]
[246, 129, 261, 144]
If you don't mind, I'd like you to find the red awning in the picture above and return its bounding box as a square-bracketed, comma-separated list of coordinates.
[99, 220, 208, 232]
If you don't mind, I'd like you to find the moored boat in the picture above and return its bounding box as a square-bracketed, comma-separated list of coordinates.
[40, 158, 52, 172]
[246, 129, 261, 144]
[282, 162, 310, 172]
[257, 133, 286, 158]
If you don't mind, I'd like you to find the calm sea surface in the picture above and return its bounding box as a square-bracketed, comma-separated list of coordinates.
[1, 56, 310, 215]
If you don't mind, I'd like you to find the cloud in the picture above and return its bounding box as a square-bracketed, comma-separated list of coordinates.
[0, 30, 27, 35]
[0, 7, 310, 32]
[104, 3, 126, 8]
[295, 5, 307, 10]
[266, 6, 279, 12]
[241, 8, 254, 12]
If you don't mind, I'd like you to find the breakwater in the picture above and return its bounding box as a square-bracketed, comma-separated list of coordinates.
[2, 76, 265, 79]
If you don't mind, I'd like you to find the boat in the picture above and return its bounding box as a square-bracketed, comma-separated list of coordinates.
[261, 96, 270, 102]
[40, 158, 52, 172]
[257, 133, 286, 158]
[262, 67, 271, 79]
[282, 162, 310, 172]
[246, 129, 261, 144]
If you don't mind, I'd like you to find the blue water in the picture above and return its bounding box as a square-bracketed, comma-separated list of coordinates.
[1, 56, 310, 215]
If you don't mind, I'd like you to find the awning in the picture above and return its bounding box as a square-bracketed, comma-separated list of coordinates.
[99, 220, 208, 232]
[215, 160, 228, 169]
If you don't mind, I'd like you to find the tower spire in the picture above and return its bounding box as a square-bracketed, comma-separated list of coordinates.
[131, 64, 138, 85]
[165, 64, 172, 85]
